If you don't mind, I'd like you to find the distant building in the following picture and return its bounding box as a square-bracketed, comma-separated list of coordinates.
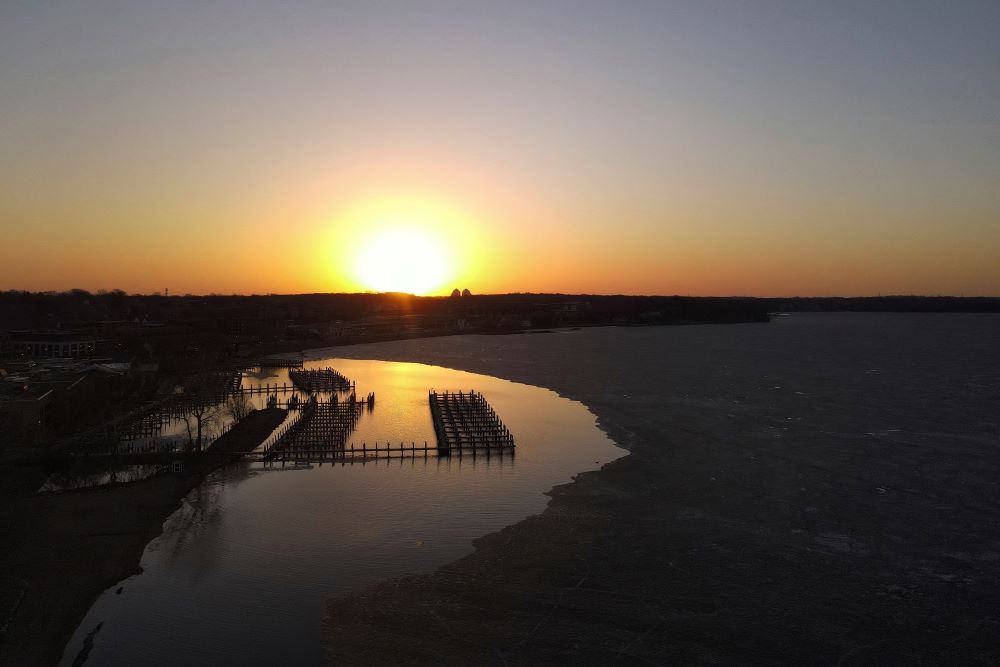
[5, 330, 96, 359]
[0, 367, 90, 445]
[559, 301, 588, 314]
[461, 288, 472, 297]
[0, 357, 136, 446]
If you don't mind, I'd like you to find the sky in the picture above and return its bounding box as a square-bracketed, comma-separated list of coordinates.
[1, 0, 998, 296]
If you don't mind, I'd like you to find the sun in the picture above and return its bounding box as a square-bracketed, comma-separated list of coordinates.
[354, 227, 452, 295]
[332, 193, 477, 294]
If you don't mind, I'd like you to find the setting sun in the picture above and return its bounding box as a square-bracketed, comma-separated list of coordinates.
[354, 227, 452, 294]
[331, 193, 482, 295]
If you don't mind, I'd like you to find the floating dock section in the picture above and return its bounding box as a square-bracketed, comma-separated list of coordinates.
[289, 367, 354, 393]
[429, 390, 514, 454]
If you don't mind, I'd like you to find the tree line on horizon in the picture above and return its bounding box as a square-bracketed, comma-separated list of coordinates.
[0, 290, 997, 333]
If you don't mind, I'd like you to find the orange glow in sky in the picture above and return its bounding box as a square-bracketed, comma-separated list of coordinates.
[0, 3, 998, 296]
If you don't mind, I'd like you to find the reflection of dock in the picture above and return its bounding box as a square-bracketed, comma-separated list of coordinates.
[429, 390, 514, 454]
[289, 368, 354, 393]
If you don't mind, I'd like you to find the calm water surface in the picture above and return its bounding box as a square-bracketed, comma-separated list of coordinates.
[61, 358, 623, 666]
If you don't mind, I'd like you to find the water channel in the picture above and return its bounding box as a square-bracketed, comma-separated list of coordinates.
[61, 356, 624, 665]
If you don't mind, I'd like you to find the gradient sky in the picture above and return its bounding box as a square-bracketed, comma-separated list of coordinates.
[1, 1, 998, 296]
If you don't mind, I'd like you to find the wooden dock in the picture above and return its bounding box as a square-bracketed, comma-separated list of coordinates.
[429, 390, 514, 454]
[62, 369, 244, 452]
[239, 382, 299, 396]
[244, 439, 514, 464]
[255, 357, 304, 368]
[289, 367, 354, 393]
[258, 395, 363, 461]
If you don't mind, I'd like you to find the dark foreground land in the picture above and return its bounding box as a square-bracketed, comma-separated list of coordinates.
[0, 408, 286, 666]
[325, 314, 1000, 664]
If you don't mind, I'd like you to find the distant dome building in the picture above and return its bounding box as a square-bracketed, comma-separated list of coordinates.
[450, 288, 461, 298]
[461, 288, 472, 297]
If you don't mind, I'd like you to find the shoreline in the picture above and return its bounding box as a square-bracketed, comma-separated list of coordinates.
[3, 314, 997, 663]
[321, 315, 1000, 663]
[0, 409, 287, 666]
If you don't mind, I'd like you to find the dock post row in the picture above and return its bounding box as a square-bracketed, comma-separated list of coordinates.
[429, 390, 515, 455]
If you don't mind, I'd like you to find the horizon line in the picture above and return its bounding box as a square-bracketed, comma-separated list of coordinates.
[2, 289, 998, 300]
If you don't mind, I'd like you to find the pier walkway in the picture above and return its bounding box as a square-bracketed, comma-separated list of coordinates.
[254, 357, 303, 368]
[289, 367, 354, 393]
[242, 439, 514, 464]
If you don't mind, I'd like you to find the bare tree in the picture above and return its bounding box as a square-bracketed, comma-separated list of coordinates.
[180, 402, 220, 452]
[223, 394, 253, 422]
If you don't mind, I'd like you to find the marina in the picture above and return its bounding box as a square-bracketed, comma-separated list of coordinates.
[48, 357, 519, 470]
[59, 356, 622, 666]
